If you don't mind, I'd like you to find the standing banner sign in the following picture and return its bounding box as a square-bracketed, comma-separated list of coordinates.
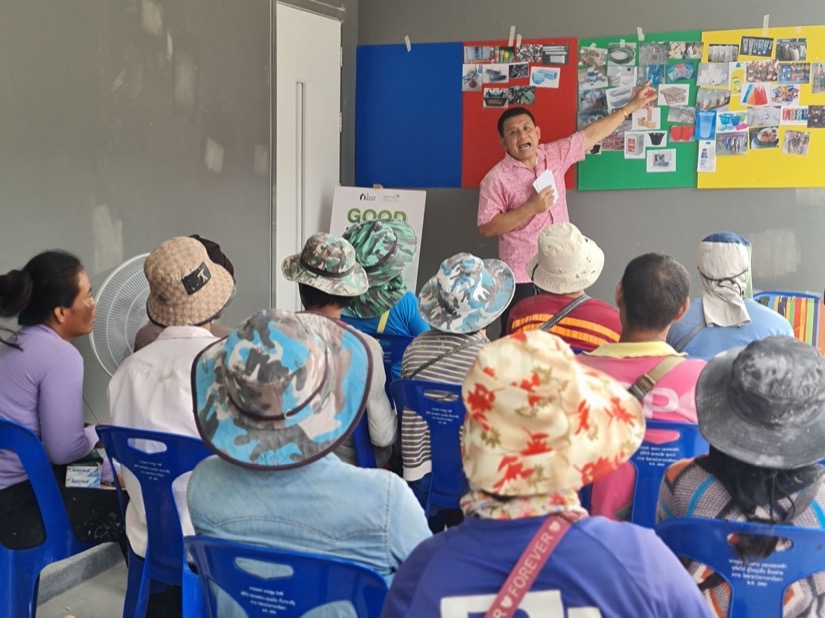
[329, 186, 427, 290]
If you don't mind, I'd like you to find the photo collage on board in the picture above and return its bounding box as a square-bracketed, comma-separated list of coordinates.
[577, 36, 702, 173]
[463, 42, 570, 109]
[697, 34, 822, 172]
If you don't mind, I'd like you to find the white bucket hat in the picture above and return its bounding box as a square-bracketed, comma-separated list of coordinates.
[526, 223, 604, 295]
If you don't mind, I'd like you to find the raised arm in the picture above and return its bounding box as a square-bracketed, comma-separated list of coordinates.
[583, 82, 657, 150]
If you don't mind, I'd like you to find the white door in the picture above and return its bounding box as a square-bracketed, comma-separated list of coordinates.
[275, 3, 341, 311]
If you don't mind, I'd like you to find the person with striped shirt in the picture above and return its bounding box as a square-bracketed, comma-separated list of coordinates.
[506, 223, 620, 351]
[401, 253, 514, 531]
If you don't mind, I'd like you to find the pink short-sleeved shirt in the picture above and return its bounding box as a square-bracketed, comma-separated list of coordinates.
[477, 132, 586, 283]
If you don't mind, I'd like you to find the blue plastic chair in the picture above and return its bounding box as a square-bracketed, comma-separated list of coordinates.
[352, 414, 378, 468]
[185, 535, 388, 617]
[375, 334, 414, 386]
[0, 419, 95, 618]
[96, 425, 212, 618]
[628, 419, 708, 528]
[656, 517, 825, 617]
[391, 379, 466, 516]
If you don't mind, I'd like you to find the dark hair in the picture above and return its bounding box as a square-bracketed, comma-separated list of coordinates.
[190, 234, 235, 278]
[298, 283, 352, 311]
[0, 250, 83, 326]
[620, 252, 689, 331]
[497, 107, 536, 137]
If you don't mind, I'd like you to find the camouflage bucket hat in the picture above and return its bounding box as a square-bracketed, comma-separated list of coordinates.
[281, 233, 369, 297]
[343, 219, 418, 286]
[418, 253, 515, 334]
[145, 236, 235, 327]
[347, 274, 407, 319]
[191, 309, 372, 470]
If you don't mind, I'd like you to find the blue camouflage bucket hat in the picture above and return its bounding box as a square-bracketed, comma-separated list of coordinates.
[191, 309, 371, 469]
[418, 253, 515, 334]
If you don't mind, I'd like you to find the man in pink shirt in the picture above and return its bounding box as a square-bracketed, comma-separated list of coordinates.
[478, 85, 656, 332]
[578, 252, 707, 520]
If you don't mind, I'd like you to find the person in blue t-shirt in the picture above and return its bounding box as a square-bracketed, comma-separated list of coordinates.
[341, 219, 429, 379]
[382, 330, 711, 618]
[668, 232, 792, 359]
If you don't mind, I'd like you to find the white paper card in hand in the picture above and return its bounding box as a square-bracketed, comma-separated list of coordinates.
[533, 170, 558, 195]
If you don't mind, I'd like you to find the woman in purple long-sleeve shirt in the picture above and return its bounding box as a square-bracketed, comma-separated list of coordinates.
[0, 250, 122, 549]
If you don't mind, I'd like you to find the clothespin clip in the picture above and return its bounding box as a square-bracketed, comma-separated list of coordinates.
[404, 35, 411, 52]
[762, 15, 769, 37]
[516, 34, 522, 47]
[508, 25, 516, 46]
[637, 27, 645, 42]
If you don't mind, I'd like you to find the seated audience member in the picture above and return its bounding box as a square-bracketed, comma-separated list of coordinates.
[667, 232, 793, 359]
[401, 252, 514, 530]
[108, 236, 235, 560]
[341, 219, 429, 379]
[133, 234, 234, 351]
[659, 336, 825, 618]
[0, 250, 122, 549]
[506, 222, 620, 351]
[579, 252, 706, 520]
[383, 331, 711, 618]
[187, 309, 430, 602]
[282, 232, 396, 466]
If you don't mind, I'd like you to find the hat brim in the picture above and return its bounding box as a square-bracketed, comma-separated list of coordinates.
[347, 283, 406, 319]
[344, 219, 418, 286]
[281, 254, 369, 297]
[418, 259, 515, 334]
[146, 264, 235, 327]
[696, 348, 825, 469]
[527, 239, 605, 295]
[191, 315, 371, 470]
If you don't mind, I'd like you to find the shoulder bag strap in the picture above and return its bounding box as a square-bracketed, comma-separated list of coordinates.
[408, 339, 480, 379]
[376, 311, 390, 334]
[627, 356, 686, 402]
[672, 321, 706, 353]
[484, 513, 585, 618]
[538, 295, 590, 332]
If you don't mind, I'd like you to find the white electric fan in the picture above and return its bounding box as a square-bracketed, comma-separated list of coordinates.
[89, 253, 150, 376]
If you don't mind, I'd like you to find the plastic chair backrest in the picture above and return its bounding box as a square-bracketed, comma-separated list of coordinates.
[96, 425, 212, 617]
[629, 419, 708, 528]
[185, 535, 388, 618]
[352, 414, 377, 468]
[375, 334, 414, 382]
[754, 290, 823, 352]
[391, 379, 466, 515]
[0, 419, 93, 618]
[656, 517, 825, 617]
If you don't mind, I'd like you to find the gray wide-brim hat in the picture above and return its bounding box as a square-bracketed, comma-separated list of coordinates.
[695, 336, 825, 470]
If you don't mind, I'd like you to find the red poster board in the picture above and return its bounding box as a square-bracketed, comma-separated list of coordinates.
[461, 38, 579, 188]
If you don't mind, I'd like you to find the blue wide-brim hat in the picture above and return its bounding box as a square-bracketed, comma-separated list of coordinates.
[418, 253, 515, 334]
[191, 309, 371, 470]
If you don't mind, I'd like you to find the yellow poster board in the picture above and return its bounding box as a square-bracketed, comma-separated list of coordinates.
[698, 25, 825, 188]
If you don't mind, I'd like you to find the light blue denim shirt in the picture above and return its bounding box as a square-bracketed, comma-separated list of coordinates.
[188, 453, 430, 596]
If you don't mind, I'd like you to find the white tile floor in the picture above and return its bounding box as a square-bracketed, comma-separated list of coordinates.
[37, 562, 127, 618]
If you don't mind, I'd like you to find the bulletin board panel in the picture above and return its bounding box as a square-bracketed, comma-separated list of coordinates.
[577, 30, 702, 191]
[355, 42, 463, 188]
[698, 25, 825, 189]
[460, 38, 578, 188]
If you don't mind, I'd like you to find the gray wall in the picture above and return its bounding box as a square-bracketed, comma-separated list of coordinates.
[357, 0, 825, 312]
[0, 0, 358, 421]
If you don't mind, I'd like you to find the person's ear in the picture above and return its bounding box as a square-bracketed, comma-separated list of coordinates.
[535, 125, 541, 141]
[615, 282, 624, 309]
[52, 305, 68, 325]
[500, 135, 508, 150]
[674, 296, 691, 322]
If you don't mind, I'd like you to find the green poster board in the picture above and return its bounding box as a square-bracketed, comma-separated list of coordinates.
[578, 30, 702, 190]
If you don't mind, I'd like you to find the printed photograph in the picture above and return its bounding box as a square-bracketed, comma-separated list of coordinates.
[579, 89, 608, 113]
[645, 131, 668, 147]
[778, 63, 811, 84]
[631, 106, 661, 131]
[782, 130, 811, 154]
[542, 44, 570, 66]
[508, 86, 536, 106]
[608, 66, 638, 88]
[729, 62, 746, 95]
[740, 83, 771, 106]
[639, 42, 668, 66]
[776, 38, 807, 61]
[741, 36, 774, 58]
[780, 106, 809, 126]
[746, 60, 780, 83]
[531, 66, 561, 88]
[607, 42, 637, 66]
[482, 64, 510, 84]
[697, 63, 730, 87]
[717, 110, 746, 132]
[658, 85, 690, 106]
[747, 106, 780, 128]
[509, 63, 530, 80]
[808, 105, 825, 129]
[464, 45, 494, 63]
[668, 106, 696, 124]
[624, 131, 647, 159]
[666, 61, 697, 83]
[606, 85, 636, 111]
[462, 64, 483, 92]
[697, 87, 732, 111]
[580, 46, 607, 68]
[669, 42, 704, 60]
[482, 88, 509, 109]
[716, 131, 749, 155]
[697, 140, 717, 172]
[588, 142, 603, 155]
[578, 66, 609, 90]
[495, 46, 515, 63]
[602, 123, 629, 151]
[708, 44, 738, 63]
[812, 63, 825, 94]
[516, 44, 543, 64]
[638, 64, 665, 87]
[647, 148, 677, 172]
[748, 126, 780, 149]
[771, 84, 801, 107]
